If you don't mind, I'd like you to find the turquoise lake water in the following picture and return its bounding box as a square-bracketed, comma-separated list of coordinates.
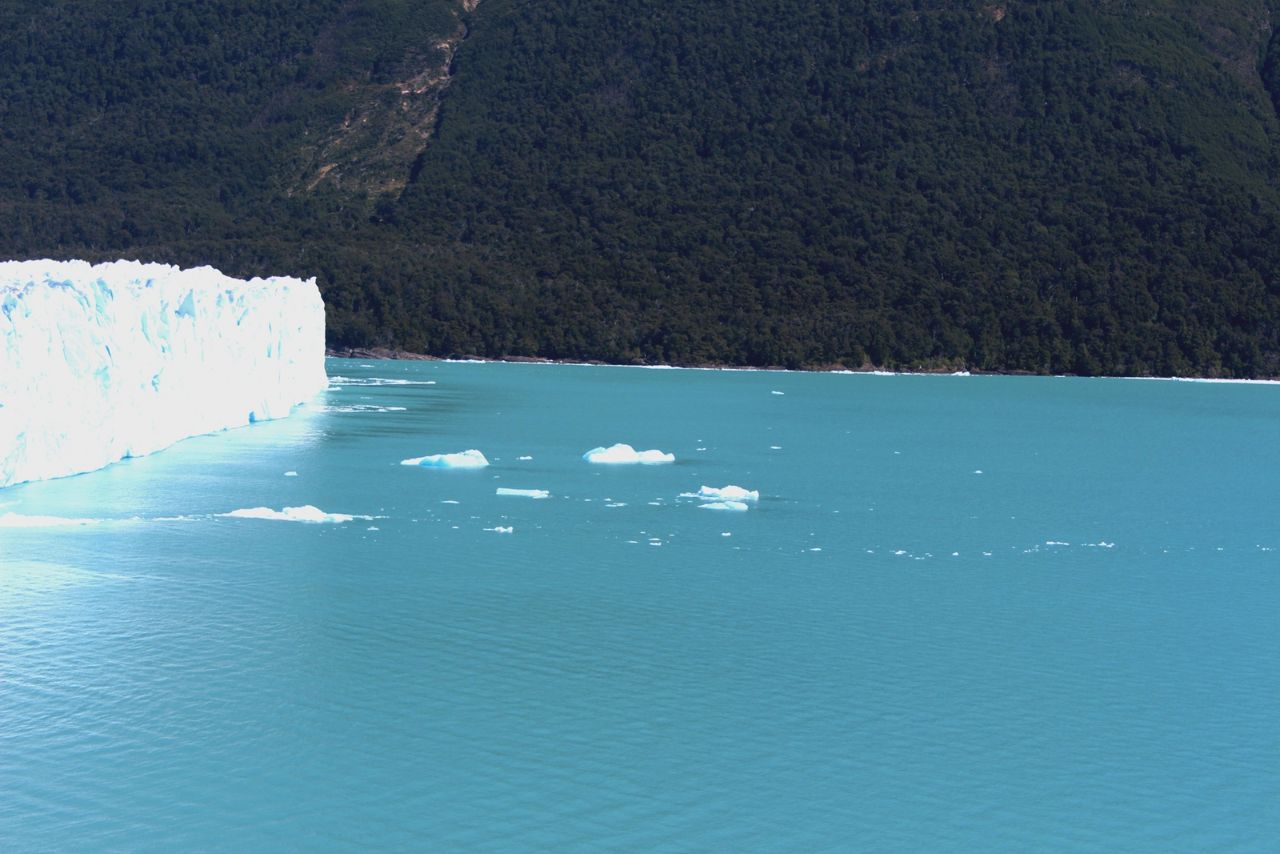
[2, 359, 1278, 851]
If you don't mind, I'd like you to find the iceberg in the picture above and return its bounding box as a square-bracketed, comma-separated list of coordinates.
[688, 484, 759, 502]
[1, 259, 326, 488]
[699, 500, 749, 512]
[219, 505, 371, 524]
[582, 443, 675, 464]
[495, 487, 549, 498]
[401, 449, 489, 468]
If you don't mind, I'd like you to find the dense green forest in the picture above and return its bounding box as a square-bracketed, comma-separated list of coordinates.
[3, 0, 1280, 375]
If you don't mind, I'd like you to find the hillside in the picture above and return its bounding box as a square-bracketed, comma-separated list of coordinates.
[3, 1, 1280, 376]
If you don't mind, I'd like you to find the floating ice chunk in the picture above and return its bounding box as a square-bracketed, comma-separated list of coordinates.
[219, 505, 371, 524]
[582, 443, 674, 464]
[401, 449, 489, 468]
[700, 501, 749, 512]
[694, 484, 759, 502]
[284, 471, 298, 477]
[0, 511, 102, 528]
[485, 526, 514, 533]
[721, 532, 732, 537]
[770, 445, 782, 450]
[771, 390, 785, 395]
[496, 487, 549, 499]
[605, 502, 627, 508]
[973, 470, 983, 475]
[517, 455, 533, 461]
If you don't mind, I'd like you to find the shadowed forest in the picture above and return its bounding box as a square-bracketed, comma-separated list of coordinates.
[3, 0, 1280, 375]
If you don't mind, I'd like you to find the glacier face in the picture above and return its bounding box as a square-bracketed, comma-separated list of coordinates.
[0, 259, 327, 488]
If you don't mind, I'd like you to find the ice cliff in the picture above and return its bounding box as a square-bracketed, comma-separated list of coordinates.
[0, 260, 327, 488]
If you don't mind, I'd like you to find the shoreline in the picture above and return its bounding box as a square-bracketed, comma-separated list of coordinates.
[325, 347, 1280, 383]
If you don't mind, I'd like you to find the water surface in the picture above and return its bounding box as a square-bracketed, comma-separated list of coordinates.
[2, 361, 1277, 850]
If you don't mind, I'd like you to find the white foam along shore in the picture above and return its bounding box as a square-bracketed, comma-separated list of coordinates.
[582, 443, 675, 464]
[400, 449, 490, 468]
[1, 259, 327, 488]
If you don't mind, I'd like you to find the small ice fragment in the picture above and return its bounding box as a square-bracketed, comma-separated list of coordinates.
[951, 552, 960, 556]
[582, 443, 675, 464]
[700, 501, 749, 512]
[694, 485, 759, 502]
[284, 471, 299, 477]
[771, 390, 785, 395]
[721, 532, 732, 537]
[605, 502, 627, 508]
[401, 449, 489, 468]
[485, 526, 513, 533]
[496, 487, 550, 499]
[973, 470, 983, 475]
[770, 445, 782, 450]
[517, 455, 533, 461]
[441, 499, 460, 504]
[220, 505, 370, 524]
[696, 447, 707, 451]
[893, 549, 906, 556]
[367, 526, 380, 531]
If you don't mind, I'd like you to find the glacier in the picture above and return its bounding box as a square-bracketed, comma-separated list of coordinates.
[0, 259, 327, 488]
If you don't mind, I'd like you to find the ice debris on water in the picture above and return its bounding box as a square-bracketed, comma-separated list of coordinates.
[485, 526, 514, 533]
[401, 449, 489, 468]
[582, 443, 674, 464]
[687, 484, 759, 502]
[284, 471, 299, 477]
[220, 505, 372, 524]
[496, 487, 550, 499]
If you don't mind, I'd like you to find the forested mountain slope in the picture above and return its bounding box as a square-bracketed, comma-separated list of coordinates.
[3, 1, 1280, 375]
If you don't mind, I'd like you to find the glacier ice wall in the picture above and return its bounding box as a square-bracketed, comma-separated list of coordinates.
[1, 259, 327, 488]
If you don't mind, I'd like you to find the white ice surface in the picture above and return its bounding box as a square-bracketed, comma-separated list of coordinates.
[582, 443, 675, 464]
[401, 449, 489, 468]
[699, 501, 749, 512]
[496, 487, 550, 499]
[687, 484, 759, 502]
[1, 259, 326, 488]
[219, 505, 371, 524]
